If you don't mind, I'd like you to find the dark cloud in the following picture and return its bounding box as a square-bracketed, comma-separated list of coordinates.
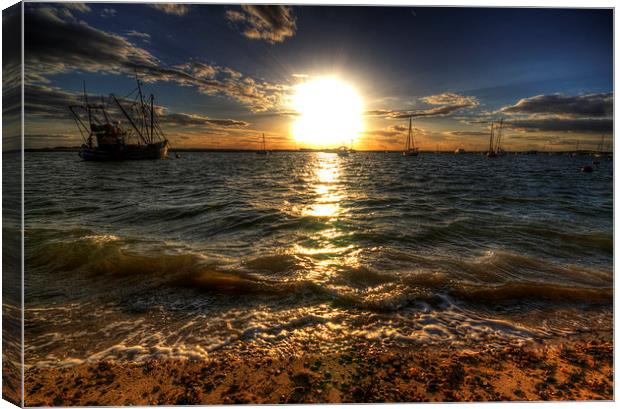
[149, 4, 190, 16]
[25, 85, 249, 130]
[25, 85, 81, 119]
[226, 5, 296, 43]
[506, 118, 612, 133]
[391, 104, 475, 118]
[499, 93, 613, 118]
[24, 6, 289, 112]
[366, 92, 479, 119]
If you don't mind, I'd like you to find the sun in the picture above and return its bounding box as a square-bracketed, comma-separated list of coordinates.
[291, 77, 364, 148]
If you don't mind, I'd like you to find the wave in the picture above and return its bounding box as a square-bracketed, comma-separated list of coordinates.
[25, 228, 612, 313]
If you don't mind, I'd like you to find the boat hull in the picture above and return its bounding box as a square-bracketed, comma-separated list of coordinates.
[79, 141, 169, 161]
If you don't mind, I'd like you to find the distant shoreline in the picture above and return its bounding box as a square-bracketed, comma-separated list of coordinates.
[22, 147, 611, 154]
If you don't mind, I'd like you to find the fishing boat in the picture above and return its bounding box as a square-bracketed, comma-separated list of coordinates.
[402, 116, 419, 156]
[70, 77, 169, 161]
[454, 148, 465, 154]
[256, 133, 269, 155]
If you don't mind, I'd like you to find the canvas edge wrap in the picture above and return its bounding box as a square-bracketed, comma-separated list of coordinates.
[2, 1, 24, 407]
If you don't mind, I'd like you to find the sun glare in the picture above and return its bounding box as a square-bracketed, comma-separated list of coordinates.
[292, 77, 364, 147]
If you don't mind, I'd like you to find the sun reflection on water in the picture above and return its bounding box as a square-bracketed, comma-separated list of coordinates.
[294, 153, 361, 280]
[302, 153, 342, 219]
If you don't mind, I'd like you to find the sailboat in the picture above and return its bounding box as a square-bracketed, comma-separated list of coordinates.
[486, 122, 497, 158]
[337, 146, 350, 156]
[256, 133, 269, 155]
[71, 77, 169, 161]
[594, 134, 606, 157]
[486, 119, 506, 158]
[402, 116, 419, 156]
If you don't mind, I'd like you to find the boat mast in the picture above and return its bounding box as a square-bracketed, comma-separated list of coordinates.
[410, 116, 415, 149]
[83, 81, 93, 147]
[489, 122, 495, 152]
[262, 133, 266, 151]
[111, 94, 148, 145]
[135, 75, 150, 143]
[406, 116, 412, 151]
[495, 119, 503, 152]
[150, 94, 154, 144]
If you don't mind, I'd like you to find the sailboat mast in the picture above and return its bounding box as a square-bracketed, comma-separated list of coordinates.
[411, 116, 415, 149]
[407, 116, 412, 150]
[489, 122, 495, 152]
[496, 119, 503, 152]
[262, 133, 266, 151]
[150, 94, 154, 144]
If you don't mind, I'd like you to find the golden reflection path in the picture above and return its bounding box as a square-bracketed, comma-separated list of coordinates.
[294, 153, 361, 282]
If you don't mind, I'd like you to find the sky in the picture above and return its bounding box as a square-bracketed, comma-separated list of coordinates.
[18, 2, 614, 151]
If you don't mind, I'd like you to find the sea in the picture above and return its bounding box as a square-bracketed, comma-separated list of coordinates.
[23, 151, 613, 367]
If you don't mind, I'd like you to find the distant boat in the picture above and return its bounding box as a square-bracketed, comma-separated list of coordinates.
[454, 148, 465, 154]
[402, 116, 419, 156]
[337, 146, 350, 156]
[71, 77, 169, 161]
[256, 133, 269, 155]
[594, 134, 608, 158]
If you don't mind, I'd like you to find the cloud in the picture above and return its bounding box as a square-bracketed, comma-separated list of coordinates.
[364, 109, 393, 117]
[100, 8, 117, 18]
[125, 30, 151, 42]
[443, 130, 490, 137]
[495, 92, 613, 134]
[226, 5, 296, 43]
[149, 4, 190, 16]
[499, 93, 612, 118]
[64, 3, 91, 13]
[366, 92, 479, 119]
[420, 92, 479, 107]
[506, 118, 612, 133]
[160, 113, 248, 128]
[362, 125, 424, 141]
[25, 85, 249, 136]
[24, 6, 289, 112]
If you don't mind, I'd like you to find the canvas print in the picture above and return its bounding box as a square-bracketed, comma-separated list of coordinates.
[2, 1, 614, 405]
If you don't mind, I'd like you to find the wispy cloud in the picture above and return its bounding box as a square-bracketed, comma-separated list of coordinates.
[149, 4, 190, 16]
[420, 92, 479, 107]
[442, 130, 489, 137]
[125, 30, 151, 42]
[64, 3, 91, 13]
[226, 5, 296, 44]
[160, 112, 248, 128]
[100, 8, 116, 18]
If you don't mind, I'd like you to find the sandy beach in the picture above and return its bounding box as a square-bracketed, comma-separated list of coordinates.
[24, 333, 612, 405]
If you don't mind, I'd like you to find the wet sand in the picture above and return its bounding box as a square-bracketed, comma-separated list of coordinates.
[24, 334, 612, 405]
